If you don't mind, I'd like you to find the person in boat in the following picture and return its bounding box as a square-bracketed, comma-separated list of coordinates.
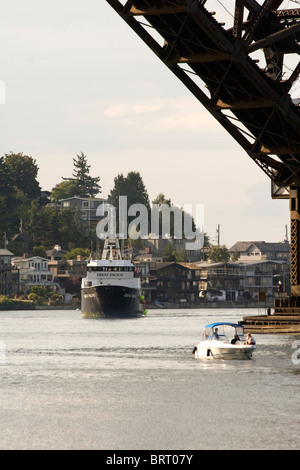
[212, 328, 220, 339]
[231, 334, 240, 344]
[244, 332, 256, 345]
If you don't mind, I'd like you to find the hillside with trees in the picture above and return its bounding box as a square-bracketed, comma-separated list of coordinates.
[0, 152, 211, 259]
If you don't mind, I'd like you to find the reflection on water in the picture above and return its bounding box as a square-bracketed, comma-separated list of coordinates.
[0, 308, 299, 449]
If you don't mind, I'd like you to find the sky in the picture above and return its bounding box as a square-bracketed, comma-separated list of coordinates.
[0, 0, 291, 248]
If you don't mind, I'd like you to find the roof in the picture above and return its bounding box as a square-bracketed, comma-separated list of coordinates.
[12, 256, 48, 262]
[229, 241, 290, 253]
[0, 249, 14, 256]
[205, 322, 244, 329]
[155, 262, 200, 271]
[59, 196, 105, 202]
[46, 248, 67, 257]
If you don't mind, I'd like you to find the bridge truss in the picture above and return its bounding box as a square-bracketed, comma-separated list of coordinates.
[106, 0, 300, 297]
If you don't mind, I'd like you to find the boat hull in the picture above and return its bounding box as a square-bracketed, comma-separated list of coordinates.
[81, 285, 142, 318]
[194, 341, 255, 360]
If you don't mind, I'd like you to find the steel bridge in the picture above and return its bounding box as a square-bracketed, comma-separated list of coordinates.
[106, 0, 300, 303]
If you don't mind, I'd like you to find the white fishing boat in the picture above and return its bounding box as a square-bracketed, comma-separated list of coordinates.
[193, 322, 256, 360]
[81, 239, 146, 318]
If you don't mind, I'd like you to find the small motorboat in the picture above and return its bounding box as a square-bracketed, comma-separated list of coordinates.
[193, 322, 256, 360]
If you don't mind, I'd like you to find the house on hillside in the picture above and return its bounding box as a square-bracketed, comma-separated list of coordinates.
[46, 244, 68, 261]
[46, 244, 87, 290]
[59, 197, 105, 223]
[12, 256, 55, 293]
[229, 240, 290, 262]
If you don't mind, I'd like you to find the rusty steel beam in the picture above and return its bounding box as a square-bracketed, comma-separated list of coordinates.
[290, 187, 300, 296]
[106, 0, 300, 300]
[248, 22, 300, 53]
[125, 4, 188, 16]
[106, 0, 300, 185]
[233, 0, 245, 39]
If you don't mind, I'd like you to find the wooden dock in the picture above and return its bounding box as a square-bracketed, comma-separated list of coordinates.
[241, 298, 300, 334]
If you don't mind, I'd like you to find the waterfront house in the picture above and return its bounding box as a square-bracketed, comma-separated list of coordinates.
[195, 259, 289, 303]
[48, 256, 87, 280]
[12, 255, 55, 293]
[148, 262, 205, 305]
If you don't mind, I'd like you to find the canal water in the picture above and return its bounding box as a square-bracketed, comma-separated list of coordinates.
[0, 308, 299, 450]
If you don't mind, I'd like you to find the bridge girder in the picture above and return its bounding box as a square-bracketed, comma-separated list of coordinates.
[107, 0, 300, 189]
[106, 0, 300, 296]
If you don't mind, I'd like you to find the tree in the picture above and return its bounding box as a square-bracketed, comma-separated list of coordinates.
[152, 193, 197, 240]
[163, 243, 176, 261]
[27, 200, 44, 245]
[208, 244, 230, 263]
[107, 171, 150, 235]
[25, 203, 90, 249]
[4, 152, 41, 200]
[0, 152, 42, 236]
[50, 180, 80, 202]
[57, 207, 90, 249]
[0, 156, 18, 234]
[33, 245, 47, 258]
[108, 172, 150, 209]
[65, 247, 90, 260]
[162, 242, 188, 262]
[63, 152, 101, 198]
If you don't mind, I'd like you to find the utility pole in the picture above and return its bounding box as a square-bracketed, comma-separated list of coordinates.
[284, 224, 288, 243]
[216, 224, 220, 247]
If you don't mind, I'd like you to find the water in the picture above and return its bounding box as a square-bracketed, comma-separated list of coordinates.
[0, 308, 299, 450]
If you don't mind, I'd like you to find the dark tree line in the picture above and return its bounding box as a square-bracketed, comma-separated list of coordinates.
[0, 151, 213, 259]
[0, 152, 100, 253]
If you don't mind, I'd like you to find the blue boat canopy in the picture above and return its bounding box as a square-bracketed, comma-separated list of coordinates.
[204, 322, 244, 329]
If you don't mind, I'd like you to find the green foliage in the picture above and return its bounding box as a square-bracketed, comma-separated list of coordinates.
[0, 156, 19, 234]
[25, 203, 90, 249]
[152, 193, 196, 237]
[28, 292, 41, 303]
[65, 247, 90, 260]
[107, 171, 150, 210]
[33, 245, 47, 257]
[49, 293, 63, 305]
[62, 152, 101, 198]
[29, 285, 47, 297]
[4, 152, 41, 199]
[0, 152, 41, 235]
[107, 172, 150, 234]
[231, 250, 239, 261]
[0, 295, 34, 310]
[50, 180, 80, 202]
[208, 244, 230, 263]
[163, 243, 176, 261]
[162, 243, 188, 262]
